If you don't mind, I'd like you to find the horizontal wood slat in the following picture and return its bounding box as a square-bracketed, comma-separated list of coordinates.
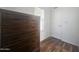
[0, 9, 40, 52]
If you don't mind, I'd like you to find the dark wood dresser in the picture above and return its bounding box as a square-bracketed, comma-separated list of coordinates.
[0, 9, 40, 52]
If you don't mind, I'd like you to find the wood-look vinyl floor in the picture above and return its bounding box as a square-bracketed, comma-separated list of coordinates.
[40, 37, 79, 52]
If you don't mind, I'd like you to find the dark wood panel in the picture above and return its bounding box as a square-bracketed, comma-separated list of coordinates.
[0, 13, 1, 48]
[0, 9, 40, 52]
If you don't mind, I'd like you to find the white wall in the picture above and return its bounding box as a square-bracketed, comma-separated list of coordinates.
[35, 7, 52, 41]
[51, 7, 79, 46]
[41, 7, 52, 40]
[34, 7, 53, 41]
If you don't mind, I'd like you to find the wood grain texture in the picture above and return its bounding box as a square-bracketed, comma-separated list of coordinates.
[0, 13, 1, 48]
[40, 37, 79, 52]
[0, 9, 40, 52]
